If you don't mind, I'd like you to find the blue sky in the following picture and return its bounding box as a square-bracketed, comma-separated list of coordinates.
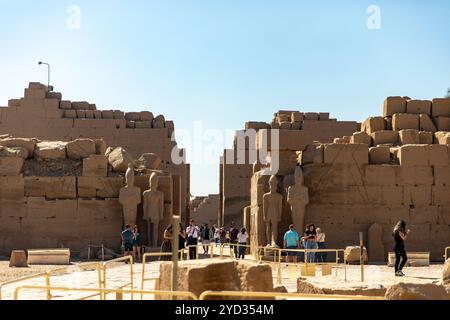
[1, 0, 449, 196]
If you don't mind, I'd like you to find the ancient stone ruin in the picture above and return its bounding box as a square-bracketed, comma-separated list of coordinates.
[190, 195, 220, 227]
[249, 97, 450, 261]
[219, 111, 360, 227]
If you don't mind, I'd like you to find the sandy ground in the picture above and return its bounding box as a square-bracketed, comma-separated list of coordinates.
[0, 247, 446, 300]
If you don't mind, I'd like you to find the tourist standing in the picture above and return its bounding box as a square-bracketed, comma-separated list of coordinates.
[237, 228, 249, 259]
[121, 225, 134, 259]
[132, 225, 142, 262]
[229, 222, 239, 258]
[186, 219, 200, 259]
[201, 223, 211, 255]
[316, 228, 327, 263]
[160, 225, 173, 261]
[213, 225, 220, 244]
[302, 224, 318, 263]
[178, 223, 186, 259]
[283, 224, 301, 263]
[393, 220, 410, 277]
[219, 227, 227, 244]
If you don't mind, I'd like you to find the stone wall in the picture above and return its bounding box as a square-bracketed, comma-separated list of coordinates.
[220, 110, 359, 227]
[249, 97, 450, 261]
[0, 82, 190, 225]
[190, 194, 220, 226]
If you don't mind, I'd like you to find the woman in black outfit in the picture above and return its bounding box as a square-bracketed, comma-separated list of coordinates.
[392, 220, 410, 277]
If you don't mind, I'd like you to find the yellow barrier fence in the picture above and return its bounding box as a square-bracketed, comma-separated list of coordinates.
[198, 290, 385, 300]
[0, 272, 47, 300]
[102, 255, 134, 300]
[13, 285, 198, 300]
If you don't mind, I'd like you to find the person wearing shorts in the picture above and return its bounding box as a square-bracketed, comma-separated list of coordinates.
[283, 224, 301, 263]
[121, 225, 134, 258]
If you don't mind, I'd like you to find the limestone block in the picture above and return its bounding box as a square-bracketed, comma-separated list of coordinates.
[135, 121, 152, 129]
[394, 166, 433, 186]
[381, 187, 404, 206]
[369, 146, 390, 164]
[371, 130, 399, 145]
[432, 98, 450, 117]
[27, 249, 71, 265]
[291, 122, 302, 130]
[46, 92, 62, 101]
[324, 143, 368, 165]
[24, 88, 46, 100]
[101, 110, 114, 119]
[34, 141, 67, 160]
[126, 121, 135, 128]
[8, 99, 21, 107]
[76, 110, 86, 118]
[301, 143, 324, 165]
[0, 177, 25, 199]
[385, 283, 448, 300]
[89, 104, 97, 110]
[406, 100, 431, 115]
[398, 145, 429, 166]
[403, 186, 432, 206]
[94, 139, 107, 155]
[364, 165, 396, 186]
[304, 113, 319, 121]
[368, 223, 384, 262]
[272, 150, 298, 175]
[153, 119, 165, 128]
[24, 177, 77, 199]
[113, 110, 125, 119]
[350, 132, 372, 146]
[419, 114, 437, 132]
[435, 117, 450, 131]
[399, 129, 420, 145]
[361, 117, 386, 134]
[333, 138, 348, 144]
[319, 112, 330, 120]
[125, 112, 140, 121]
[392, 113, 419, 131]
[245, 122, 270, 130]
[435, 131, 450, 145]
[138, 153, 162, 170]
[384, 97, 407, 117]
[66, 139, 96, 160]
[59, 100, 72, 110]
[157, 260, 276, 300]
[385, 117, 393, 130]
[432, 186, 450, 206]
[0, 157, 24, 176]
[64, 110, 77, 119]
[419, 131, 433, 144]
[140, 111, 154, 121]
[0, 146, 28, 159]
[434, 166, 450, 186]
[344, 246, 368, 264]
[93, 110, 102, 119]
[279, 121, 291, 129]
[291, 112, 304, 122]
[9, 250, 28, 267]
[72, 101, 90, 110]
[83, 155, 108, 177]
[77, 177, 123, 198]
[84, 110, 94, 119]
[428, 145, 449, 166]
[107, 147, 136, 172]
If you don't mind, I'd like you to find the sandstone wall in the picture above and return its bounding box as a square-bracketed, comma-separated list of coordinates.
[190, 194, 220, 226]
[0, 83, 190, 223]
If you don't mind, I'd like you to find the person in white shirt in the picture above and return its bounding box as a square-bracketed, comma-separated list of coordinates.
[237, 228, 249, 259]
[186, 219, 200, 259]
[316, 228, 327, 263]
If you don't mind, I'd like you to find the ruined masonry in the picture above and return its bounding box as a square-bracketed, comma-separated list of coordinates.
[220, 111, 360, 227]
[250, 97, 450, 261]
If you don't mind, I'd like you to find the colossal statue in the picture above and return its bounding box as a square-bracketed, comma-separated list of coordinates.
[143, 172, 165, 247]
[262, 175, 283, 246]
[119, 164, 142, 227]
[287, 166, 309, 234]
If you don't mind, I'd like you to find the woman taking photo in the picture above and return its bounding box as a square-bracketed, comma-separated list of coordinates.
[393, 220, 410, 277]
[302, 224, 318, 263]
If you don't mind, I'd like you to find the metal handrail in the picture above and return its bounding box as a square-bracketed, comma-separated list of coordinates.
[0, 272, 47, 300]
[102, 255, 134, 300]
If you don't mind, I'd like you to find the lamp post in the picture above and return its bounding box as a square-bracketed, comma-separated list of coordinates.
[38, 61, 52, 91]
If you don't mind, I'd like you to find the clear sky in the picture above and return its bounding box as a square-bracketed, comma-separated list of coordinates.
[1, 0, 449, 196]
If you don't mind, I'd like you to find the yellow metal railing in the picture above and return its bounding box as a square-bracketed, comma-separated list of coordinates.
[14, 286, 198, 300]
[199, 290, 385, 300]
[445, 247, 450, 261]
[102, 255, 134, 300]
[0, 272, 47, 300]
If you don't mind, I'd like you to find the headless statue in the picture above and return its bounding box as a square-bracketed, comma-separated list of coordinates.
[119, 164, 142, 227]
[287, 166, 309, 235]
[143, 172, 164, 247]
[263, 175, 283, 247]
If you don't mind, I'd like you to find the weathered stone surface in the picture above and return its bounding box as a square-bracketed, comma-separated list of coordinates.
[138, 153, 162, 170]
[77, 177, 123, 198]
[361, 117, 385, 134]
[0, 146, 28, 159]
[324, 144, 368, 165]
[369, 146, 391, 164]
[398, 145, 429, 166]
[344, 246, 368, 264]
[27, 249, 71, 265]
[9, 250, 28, 267]
[24, 177, 77, 199]
[83, 155, 108, 177]
[350, 132, 372, 146]
[406, 100, 431, 115]
[435, 131, 450, 145]
[371, 130, 399, 146]
[0, 138, 37, 158]
[419, 114, 437, 132]
[66, 139, 96, 159]
[399, 129, 420, 145]
[385, 283, 449, 300]
[107, 147, 136, 172]
[384, 97, 407, 117]
[368, 223, 385, 262]
[158, 260, 277, 300]
[432, 98, 450, 117]
[419, 131, 433, 144]
[393, 113, 420, 131]
[34, 141, 67, 160]
[297, 278, 325, 294]
[0, 157, 24, 176]
[443, 259, 450, 286]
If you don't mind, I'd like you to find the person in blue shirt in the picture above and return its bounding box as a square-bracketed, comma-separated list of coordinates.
[283, 224, 301, 263]
[121, 225, 134, 259]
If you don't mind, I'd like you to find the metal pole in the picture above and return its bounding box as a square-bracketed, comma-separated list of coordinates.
[171, 215, 180, 298]
[359, 232, 364, 282]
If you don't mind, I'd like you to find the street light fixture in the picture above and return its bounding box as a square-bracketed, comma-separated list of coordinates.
[38, 61, 53, 91]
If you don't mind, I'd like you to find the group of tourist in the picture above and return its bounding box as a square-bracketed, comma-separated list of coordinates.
[283, 224, 327, 263]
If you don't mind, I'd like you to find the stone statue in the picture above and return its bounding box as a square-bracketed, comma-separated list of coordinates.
[287, 166, 309, 235]
[263, 175, 283, 246]
[119, 164, 142, 227]
[143, 172, 164, 247]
